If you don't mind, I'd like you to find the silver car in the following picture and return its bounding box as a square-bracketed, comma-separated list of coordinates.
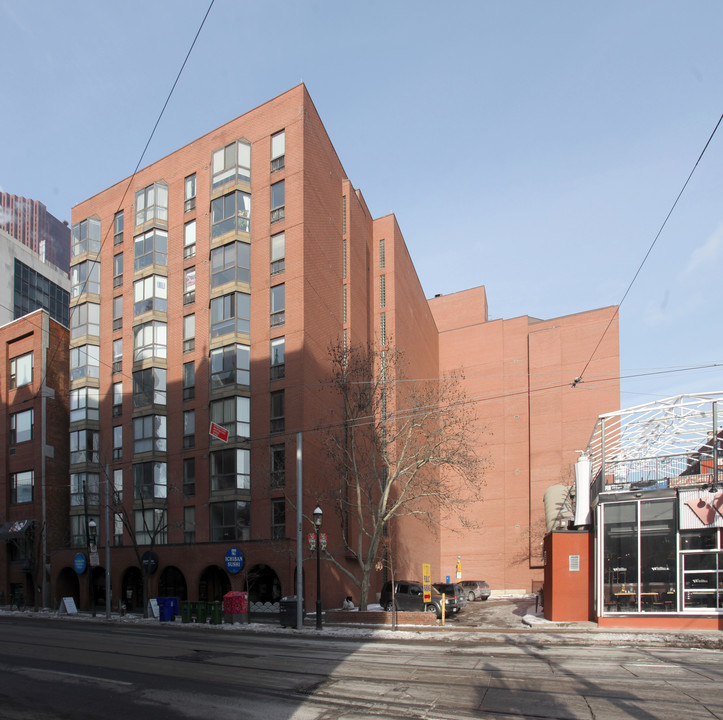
[460, 580, 491, 601]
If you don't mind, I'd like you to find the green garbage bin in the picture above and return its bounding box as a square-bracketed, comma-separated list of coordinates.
[195, 601, 208, 623]
[181, 601, 193, 623]
[209, 601, 223, 625]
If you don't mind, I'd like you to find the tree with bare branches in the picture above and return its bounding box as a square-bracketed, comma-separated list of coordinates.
[320, 342, 485, 610]
[110, 464, 170, 617]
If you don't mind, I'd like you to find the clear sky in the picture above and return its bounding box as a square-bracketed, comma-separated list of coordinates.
[1, 0, 722, 411]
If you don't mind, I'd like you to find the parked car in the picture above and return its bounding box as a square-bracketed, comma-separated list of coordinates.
[460, 580, 491, 601]
[380, 581, 457, 618]
[433, 582, 467, 610]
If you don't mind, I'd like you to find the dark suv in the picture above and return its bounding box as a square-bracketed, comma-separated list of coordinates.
[380, 581, 457, 618]
[433, 583, 467, 611]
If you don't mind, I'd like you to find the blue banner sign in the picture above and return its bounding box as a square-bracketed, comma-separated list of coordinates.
[225, 547, 245, 574]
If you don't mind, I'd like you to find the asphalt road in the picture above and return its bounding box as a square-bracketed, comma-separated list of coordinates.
[1, 611, 723, 719]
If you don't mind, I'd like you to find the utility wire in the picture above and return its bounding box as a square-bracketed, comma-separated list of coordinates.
[572, 111, 723, 388]
[36, 0, 216, 397]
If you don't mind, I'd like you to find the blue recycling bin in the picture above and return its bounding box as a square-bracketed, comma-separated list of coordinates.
[157, 596, 179, 622]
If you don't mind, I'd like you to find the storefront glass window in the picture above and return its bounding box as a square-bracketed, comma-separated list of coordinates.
[603, 502, 638, 612]
[681, 528, 722, 610]
[639, 500, 675, 612]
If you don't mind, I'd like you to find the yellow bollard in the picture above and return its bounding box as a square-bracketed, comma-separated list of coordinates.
[441, 593, 445, 625]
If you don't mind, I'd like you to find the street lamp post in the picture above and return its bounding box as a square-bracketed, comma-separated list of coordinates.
[313, 505, 323, 630]
[88, 519, 97, 617]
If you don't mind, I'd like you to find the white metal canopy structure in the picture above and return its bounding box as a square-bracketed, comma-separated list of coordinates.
[585, 392, 723, 496]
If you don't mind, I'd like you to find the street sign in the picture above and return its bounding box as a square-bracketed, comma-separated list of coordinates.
[209, 422, 229, 442]
[142, 551, 158, 575]
[422, 563, 431, 602]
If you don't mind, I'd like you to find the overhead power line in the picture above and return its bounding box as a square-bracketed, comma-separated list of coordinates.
[573, 111, 723, 388]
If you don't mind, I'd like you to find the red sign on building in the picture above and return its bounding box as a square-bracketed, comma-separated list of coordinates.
[209, 422, 229, 442]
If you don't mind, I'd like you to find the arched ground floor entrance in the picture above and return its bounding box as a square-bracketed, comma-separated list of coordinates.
[199, 565, 230, 602]
[159, 565, 187, 600]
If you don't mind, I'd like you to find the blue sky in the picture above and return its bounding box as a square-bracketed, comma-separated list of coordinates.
[2, 0, 722, 409]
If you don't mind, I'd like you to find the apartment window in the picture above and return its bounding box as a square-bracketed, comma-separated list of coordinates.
[70, 302, 100, 340]
[10, 409, 33, 444]
[184, 174, 196, 213]
[184, 220, 196, 258]
[270, 390, 284, 433]
[270, 337, 285, 380]
[114, 512, 124, 546]
[134, 320, 167, 361]
[10, 352, 33, 389]
[70, 514, 99, 547]
[271, 130, 285, 172]
[270, 284, 285, 327]
[183, 314, 195, 352]
[379, 238, 385, 269]
[210, 500, 250, 542]
[112, 382, 123, 416]
[113, 338, 123, 374]
[113, 253, 123, 287]
[71, 218, 101, 258]
[133, 367, 167, 408]
[210, 448, 250, 491]
[379, 275, 386, 308]
[114, 211, 124, 246]
[342, 239, 347, 279]
[70, 344, 100, 381]
[271, 498, 286, 540]
[70, 387, 100, 422]
[134, 275, 167, 316]
[211, 292, 250, 338]
[183, 410, 195, 449]
[342, 195, 347, 235]
[210, 344, 250, 388]
[210, 396, 250, 440]
[211, 241, 250, 287]
[134, 228, 168, 271]
[271, 231, 285, 275]
[113, 295, 123, 330]
[133, 461, 167, 501]
[133, 414, 167, 453]
[183, 458, 196, 498]
[71, 260, 100, 297]
[135, 182, 168, 226]
[212, 140, 251, 189]
[112, 425, 123, 461]
[343, 285, 347, 324]
[211, 190, 251, 238]
[380, 312, 387, 346]
[113, 468, 123, 503]
[184, 267, 195, 305]
[11, 471, 34, 504]
[271, 444, 285, 488]
[134, 508, 167, 545]
[70, 429, 99, 464]
[270, 181, 285, 223]
[183, 361, 195, 400]
[71, 472, 99, 507]
[184, 506, 196, 544]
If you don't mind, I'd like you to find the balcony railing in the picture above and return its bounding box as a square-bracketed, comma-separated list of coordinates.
[592, 451, 721, 501]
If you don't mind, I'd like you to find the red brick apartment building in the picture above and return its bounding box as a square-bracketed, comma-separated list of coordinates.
[52, 84, 619, 612]
[1, 310, 69, 608]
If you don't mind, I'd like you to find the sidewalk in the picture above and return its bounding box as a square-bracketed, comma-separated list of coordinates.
[3, 597, 723, 650]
